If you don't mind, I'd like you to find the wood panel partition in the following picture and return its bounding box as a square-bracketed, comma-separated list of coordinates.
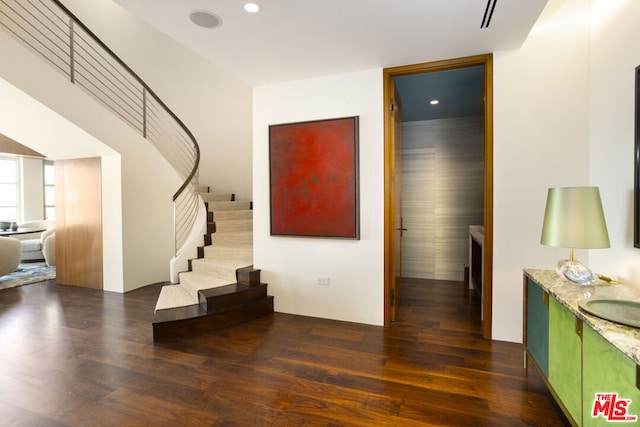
[55, 157, 103, 289]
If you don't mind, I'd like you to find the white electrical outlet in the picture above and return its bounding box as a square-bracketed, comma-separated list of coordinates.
[316, 276, 330, 285]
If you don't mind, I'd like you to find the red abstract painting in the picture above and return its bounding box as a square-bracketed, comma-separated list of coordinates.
[269, 116, 359, 238]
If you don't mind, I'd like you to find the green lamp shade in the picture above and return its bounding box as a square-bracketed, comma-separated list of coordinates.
[540, 187, 610, 249]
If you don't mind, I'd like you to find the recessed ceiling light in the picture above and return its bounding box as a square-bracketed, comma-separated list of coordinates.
[430, 100, 440, 105]
[243, 2, 261, 13]
[189, 10, 222, 28]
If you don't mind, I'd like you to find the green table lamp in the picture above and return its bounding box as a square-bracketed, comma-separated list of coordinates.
[540, 187, 610, 284]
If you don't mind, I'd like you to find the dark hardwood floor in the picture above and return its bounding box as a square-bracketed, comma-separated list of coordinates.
[0, 277, 569, 426]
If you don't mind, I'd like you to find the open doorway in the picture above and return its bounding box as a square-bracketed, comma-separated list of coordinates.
[384, 54, 493, 339]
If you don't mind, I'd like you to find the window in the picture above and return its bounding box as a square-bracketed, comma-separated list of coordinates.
[0, 156, 18, 221]
[44, 160, 55, 220]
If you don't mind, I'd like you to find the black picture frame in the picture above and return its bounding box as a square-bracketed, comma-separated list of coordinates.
[634, 65, 640, 248]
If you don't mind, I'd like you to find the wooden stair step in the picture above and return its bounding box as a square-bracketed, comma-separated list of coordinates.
[152, 295, 274, 342]
[236, 266, 261, 286]
[199, 283, 268, 312]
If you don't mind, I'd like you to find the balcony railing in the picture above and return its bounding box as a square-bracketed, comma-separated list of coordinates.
[0, 0, 200, 254]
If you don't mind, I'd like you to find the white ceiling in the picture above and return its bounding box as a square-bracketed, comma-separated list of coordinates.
[112, 0, 548, 86]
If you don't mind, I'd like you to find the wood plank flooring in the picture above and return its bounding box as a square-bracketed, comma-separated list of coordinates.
[0, 277, 569, 426]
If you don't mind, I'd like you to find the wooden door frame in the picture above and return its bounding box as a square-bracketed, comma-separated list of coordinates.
[383, 54, 494, 339]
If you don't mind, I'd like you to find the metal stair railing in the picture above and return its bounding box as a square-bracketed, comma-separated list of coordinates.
[0, 0, 200, 254]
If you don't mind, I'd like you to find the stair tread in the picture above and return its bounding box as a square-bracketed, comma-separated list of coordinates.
[214, 210, 253, 220]
[211, 230, 253, 244]
[155, 284, 198, 311]
[190, 265, 248, 283]
[212, 230, 252, 237]
[204, 245, 252, 259]
[200, 193, 234, 202]
[180, 271, 234, 289]
[208, 201, 251, 211]
[180, 271, 236, 291]
[191, 256, 252, 268]
[215, 218, 253, 225]
[214, 219, 252, 232]
[199, 282, 264, 298]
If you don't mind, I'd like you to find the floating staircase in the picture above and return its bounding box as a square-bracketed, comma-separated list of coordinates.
[153, 188, 273, 342]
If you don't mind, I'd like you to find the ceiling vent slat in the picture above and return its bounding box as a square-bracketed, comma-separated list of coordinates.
[480, 0, 497, 29]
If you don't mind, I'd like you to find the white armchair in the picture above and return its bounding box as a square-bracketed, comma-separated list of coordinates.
[43, 231, 55, 266]
[18, 220, 55, 262]
[0, 237, 21, 276]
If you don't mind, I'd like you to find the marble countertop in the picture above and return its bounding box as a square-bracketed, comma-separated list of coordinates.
[524, 269, 640, 365]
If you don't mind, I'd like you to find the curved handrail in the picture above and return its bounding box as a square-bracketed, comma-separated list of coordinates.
[173, 135, 200, 202]
[0, 0, 201, 253]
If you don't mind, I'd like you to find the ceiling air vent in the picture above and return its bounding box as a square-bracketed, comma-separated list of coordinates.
[480, 0, 497, 29]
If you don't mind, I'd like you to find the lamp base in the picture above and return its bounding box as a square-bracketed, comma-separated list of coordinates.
[556, 259, 596, 285]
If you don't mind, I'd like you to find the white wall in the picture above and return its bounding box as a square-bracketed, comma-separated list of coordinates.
[588, 0, 640, 289]
[20, 157, 44, 222]
[0, 28, 179, 292]
[251, 0, 606, 337]
[493, 0, 592, 342]
[254, 69, 385, 325]
[61, 0, 254, 201]
[491, 0, 640, 343]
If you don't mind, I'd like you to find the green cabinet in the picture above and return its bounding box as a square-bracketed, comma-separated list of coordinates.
[525, 271, 640, 427]
[583, 326, 640, 426]
[526, 278, 549, 377]
[548, 297, 582, 425]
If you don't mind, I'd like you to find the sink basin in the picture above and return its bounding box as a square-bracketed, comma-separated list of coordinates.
[578, 299, 640, 328]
